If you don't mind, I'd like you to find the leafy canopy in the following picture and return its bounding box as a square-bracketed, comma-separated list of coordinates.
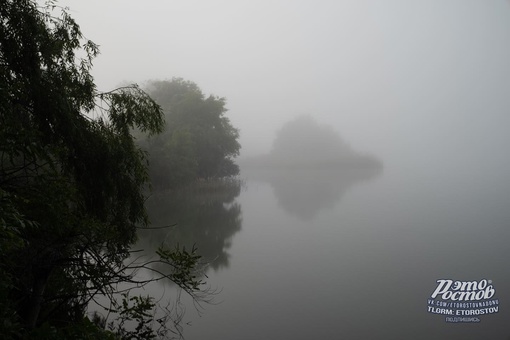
[140, 78, 241, 189]
[0, 1, 207, 338]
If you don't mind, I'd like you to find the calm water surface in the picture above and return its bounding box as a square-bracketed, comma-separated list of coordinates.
[136, 159, 510, 340]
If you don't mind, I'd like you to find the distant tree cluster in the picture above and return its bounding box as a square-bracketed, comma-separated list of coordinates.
[138, 79, 241, 190]
[257, 116, 382, 169]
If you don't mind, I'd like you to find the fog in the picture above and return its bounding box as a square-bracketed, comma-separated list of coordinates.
[60, 0, 510, 174]
[54, 1, 510, 338]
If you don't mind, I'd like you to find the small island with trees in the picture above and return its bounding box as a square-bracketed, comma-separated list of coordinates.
[242, 115, 383, 170]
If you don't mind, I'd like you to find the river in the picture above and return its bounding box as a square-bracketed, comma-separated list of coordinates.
[134, 157, 510, 340]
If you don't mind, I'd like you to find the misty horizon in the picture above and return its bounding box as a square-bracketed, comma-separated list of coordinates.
[46, 1, 510, 338]
[61, 0, 510, 175]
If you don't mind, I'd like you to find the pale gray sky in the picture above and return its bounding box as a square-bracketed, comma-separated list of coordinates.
[61, 0, 510, 171]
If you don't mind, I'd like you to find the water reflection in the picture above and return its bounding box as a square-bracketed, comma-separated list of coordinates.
[135, 179, 242, 273]
[243, 166, 382, 220]
[241, 116, 384, 220]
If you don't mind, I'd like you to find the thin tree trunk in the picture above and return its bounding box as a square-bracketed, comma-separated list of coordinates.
[25, 269, 51, 329]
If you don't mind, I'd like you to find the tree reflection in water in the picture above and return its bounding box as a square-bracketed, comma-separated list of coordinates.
[135, 179, 243, 278]
[244, 166, 382, 220]
[240, 116, 384, 220]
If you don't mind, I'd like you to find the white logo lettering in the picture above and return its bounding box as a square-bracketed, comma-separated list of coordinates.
[431, 279, 495, 301]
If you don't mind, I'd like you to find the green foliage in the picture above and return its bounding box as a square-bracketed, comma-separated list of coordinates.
[0, 0, 211, 338]
[140, 78, 241, 189]
[109, 293, 156, 340]
[157, 244, 204, 294]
